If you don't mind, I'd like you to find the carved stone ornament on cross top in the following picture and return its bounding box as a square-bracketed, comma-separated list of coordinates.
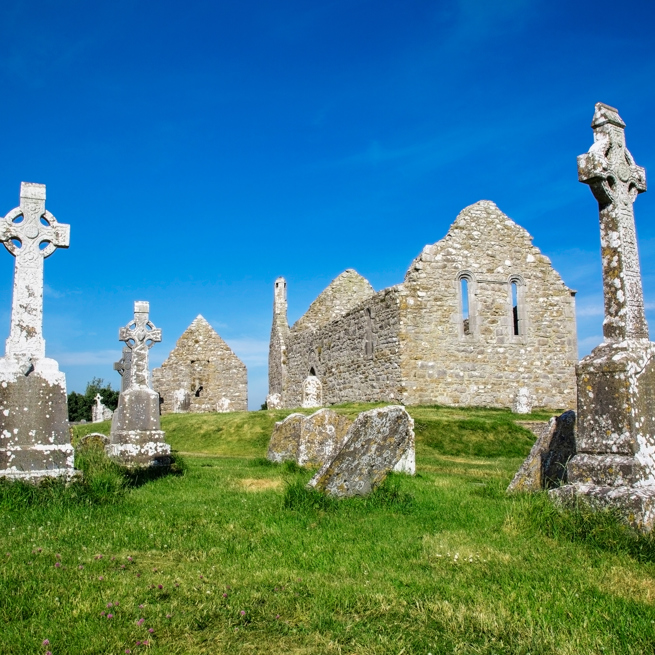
[0, 182, 70, 360]
[118, 301, 161, 389]
[577, 102, 648, 341]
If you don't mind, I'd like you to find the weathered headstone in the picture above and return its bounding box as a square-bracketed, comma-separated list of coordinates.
[92, 394, 114, 423]
[308, 405, 415, 497]
[107, 302, 171, 467]
[172, 388, 190, 413]
[0, 182, 76, 481]
[302, 375, 322, 408]
[113, 346, 132, 393]
[512, 387, 532, 414]
[266, 393, 282, 410]
[551, 104, 655, 531]
[216, 397, 231, 413]
[508, 410, 576, 492]
[267, 413, 305, 463]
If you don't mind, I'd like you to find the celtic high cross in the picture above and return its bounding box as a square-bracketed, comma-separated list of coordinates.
[0, 183, 70, 359]
[119, 301, 161, 389]
[578, 102, 648, 341]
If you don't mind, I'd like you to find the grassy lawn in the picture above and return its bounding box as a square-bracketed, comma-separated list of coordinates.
[2, 405, 655, 654]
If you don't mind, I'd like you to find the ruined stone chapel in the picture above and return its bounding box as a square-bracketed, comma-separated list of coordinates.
[269, 200, 578, 410]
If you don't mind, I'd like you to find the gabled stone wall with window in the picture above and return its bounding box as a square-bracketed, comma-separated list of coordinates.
[271, 200, 577, 411]
[398, 201, 577, 409]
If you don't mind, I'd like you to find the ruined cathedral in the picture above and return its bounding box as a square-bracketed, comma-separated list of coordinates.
[268, 201, 578, 410]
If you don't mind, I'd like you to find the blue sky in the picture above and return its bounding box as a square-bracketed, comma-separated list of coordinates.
[0, 0, 654, 409]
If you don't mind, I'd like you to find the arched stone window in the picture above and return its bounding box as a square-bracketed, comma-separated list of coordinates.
[457, 272, 477, 338]
[509, 275, 526, 338]
[364, 307, 374, 357]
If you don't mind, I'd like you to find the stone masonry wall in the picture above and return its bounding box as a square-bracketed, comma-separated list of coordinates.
[398, 201, 577, 409]
[283, 286, 404, 407]
[153, 315, 247, 413]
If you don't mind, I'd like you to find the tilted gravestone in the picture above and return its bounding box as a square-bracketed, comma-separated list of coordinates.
[107, 302, 171, 467]
[267, 413, 305, 463]
[508, 410, 576, 492]
[551, 104, 655, 531]
[308, 405, 415, 498]
[0, 182, 76, 481]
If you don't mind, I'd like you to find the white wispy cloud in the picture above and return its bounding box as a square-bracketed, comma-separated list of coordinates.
[52, 350, 122, 366]
[228, 338, 269, 367]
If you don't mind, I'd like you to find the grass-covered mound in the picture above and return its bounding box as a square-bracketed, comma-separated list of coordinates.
[2, 405, 654, 654]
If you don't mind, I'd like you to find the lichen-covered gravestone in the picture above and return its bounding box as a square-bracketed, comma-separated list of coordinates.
[551, 104, 655, 531]
[512, 387, 532, 414]
[107, 302, 171, 467]
[508, 410, 576, 492]
[302, 375, 322, 408]
[267, 413, 305, 463]
[308, 405, 415, 498]
[0, 182, 76, 481]
[92, 393, 113, 423]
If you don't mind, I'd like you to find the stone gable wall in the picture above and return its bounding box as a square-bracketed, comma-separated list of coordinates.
[283, 288, 403, 407]
[397, 201, 577, 409]
[153, 316, 247, 413]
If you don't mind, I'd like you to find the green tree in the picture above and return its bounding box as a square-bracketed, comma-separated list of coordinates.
[67, 378, 120, 422]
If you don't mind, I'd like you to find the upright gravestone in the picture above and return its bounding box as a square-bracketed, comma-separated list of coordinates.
[92, 393, 105, 423]
[107, 302, 171, 467]
[551, 103, 655, 530]
[302, 375, 322, 408]
[0, 182, 76, 481]
[113, 346, 132, 393]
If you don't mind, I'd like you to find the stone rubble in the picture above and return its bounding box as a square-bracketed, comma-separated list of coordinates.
[0, 182, 76, 482]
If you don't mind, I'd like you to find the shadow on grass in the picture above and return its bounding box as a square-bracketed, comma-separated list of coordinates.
[517, 492, 655, 563]
[283, 472, 414, 514]
[0, 445, 188, 509]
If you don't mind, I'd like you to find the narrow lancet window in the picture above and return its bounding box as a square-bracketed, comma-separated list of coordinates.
[461, 277, 471, 335]
[511, 281, 519, 336]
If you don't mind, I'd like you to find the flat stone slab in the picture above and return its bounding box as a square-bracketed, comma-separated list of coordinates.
[308, 405, 415, 498]
[297, 409, 352, 468]
[508, 410, 576, 493]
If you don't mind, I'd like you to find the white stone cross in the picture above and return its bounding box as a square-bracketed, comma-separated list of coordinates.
[118, 301, 161, 389]
[0, 183, 70, 359]
[578, 103, 648, 341]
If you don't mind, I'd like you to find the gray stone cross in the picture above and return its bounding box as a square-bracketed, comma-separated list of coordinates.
[0, 183, 70, 359]
[118, 301, 161, 389]
[113, 346, 133, 392]
[578, 102, 648, 340]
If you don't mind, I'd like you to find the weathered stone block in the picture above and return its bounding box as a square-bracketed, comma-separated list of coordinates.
[508, 410, 576, 492]
[297, 409, 352, 468]
[267, 413, 305, 463]
[307, 405, 414, 498]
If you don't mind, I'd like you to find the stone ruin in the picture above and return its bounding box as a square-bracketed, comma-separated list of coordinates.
[267, 405, 415, 497]
[92, 394, 113, 423]
[152, 315, 247, 414]
[269, 203, 578, 411]
[551, 103, 655, 531]
[107, 301, 171, 467]
[0, 182, 76, 481]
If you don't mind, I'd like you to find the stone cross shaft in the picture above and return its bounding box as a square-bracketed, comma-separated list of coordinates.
[578, 103, 648, 341]
[0, 183, 70, 359]
[118, 301, 161, 389]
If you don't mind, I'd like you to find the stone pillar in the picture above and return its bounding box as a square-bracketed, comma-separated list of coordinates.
[0, 183, 76, 482]
[107, 302, 171, 467]
[551, 104, 655, 531]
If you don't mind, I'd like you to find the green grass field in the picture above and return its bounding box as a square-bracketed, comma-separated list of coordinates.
[2, 405, 655, 654]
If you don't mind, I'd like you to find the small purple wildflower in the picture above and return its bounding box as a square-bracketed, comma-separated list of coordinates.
[136, 573, 141, 578]
[148, 628, 154, 634]
[136, 641, 141, 646]
[166, 613, 172, 619]
[98, 576, 104, 581]
[107, 603, 113, 608]
[142, 641, 150, 647]
[240, 610, 246, 616]
[55, 553, 61, 559]
[95, 554, 103, 560]
[78, 565, 84, 570]
[222, 593, 227, 598]
[175, 583, 179, 587]
[100, 611, 105, 616]
[54, 562, 61, 568]
[111, 556, 115, 561]
[139, 604, 144, 609]
[158, 584, 163, 590]
[126, 650, 131, 654]
[137, 618, 144, 626]
[46, 651, 52, 655]
[37, 548, 42, 552]
[107, 613, 114, 619]
[152, 568, 157, 572]
[199, 575, 203, 579]
[120, 565, 126, 569]
[127, 556, 133, 562]
[42, 640, 50, 646]
[276, 614, 280, 619]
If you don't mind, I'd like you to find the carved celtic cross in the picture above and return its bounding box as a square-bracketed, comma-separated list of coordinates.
[0, 182, 70, 359]
[578, 103, 648, 341]
[118, 301, 161, 388]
